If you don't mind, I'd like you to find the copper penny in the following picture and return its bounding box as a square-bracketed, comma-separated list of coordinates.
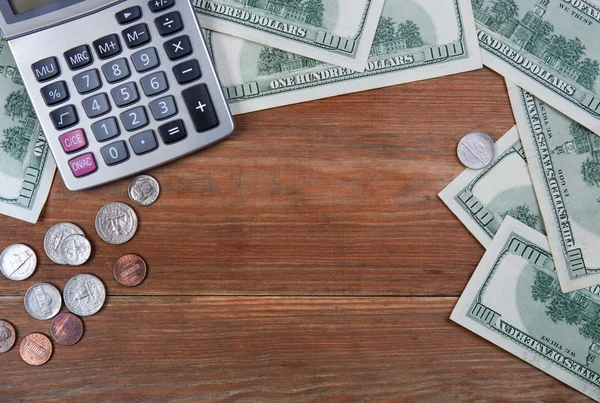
[113, 254, 147, 287]
[0, 320, 16, 353]
[50, 313, 84, 346]
[19, 333, 52, 366]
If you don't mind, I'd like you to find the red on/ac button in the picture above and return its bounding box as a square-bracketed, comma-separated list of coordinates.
[59, 128, 87, 153]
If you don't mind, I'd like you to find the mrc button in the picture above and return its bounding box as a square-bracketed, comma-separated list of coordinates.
[64, 45, 93, 70]
[31, 57, 60, 82]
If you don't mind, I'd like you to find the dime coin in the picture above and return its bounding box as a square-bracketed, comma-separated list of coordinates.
[128, 175, 160, 206]
[64, 274, 106, 317]
[0, 320, 16, 353]
[24, 283, 62, 320]
[59, 234, 91, 266]
[95, 202, 138, 244]
[44, 223, 85, 264]
[19, 333, 52, 366]
[113, 254, 147, 287]
[457, 132, 495, 170]
[0, 244, 36, 281]
[50, 313, 84, 346]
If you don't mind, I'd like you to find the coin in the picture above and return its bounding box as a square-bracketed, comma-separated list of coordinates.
[0, 244, 36, 281]
[113, 254, 147, 287]
[64, 274, 106, 317]
[59, 234, 91, 266]
[19, 333, 52, 366]
[24, 283, 62, 320]
[128, 175, 160, 206]
[50, 313, 84, 346]
[44, 222, 85, 264]
[457, 132, 495, 169]
[0, 320, 16, 353]
[95, 202, 138, 244]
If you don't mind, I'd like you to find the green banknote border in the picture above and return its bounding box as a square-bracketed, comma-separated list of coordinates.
[471, 231, 600, 390]
[517, 89, 599, 278]
[205, 0, 469, 100]
[194, 0, 374, 54]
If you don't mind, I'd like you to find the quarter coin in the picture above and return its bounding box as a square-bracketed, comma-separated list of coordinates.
[64, 274, 106, 317]
[0, 244, 36, 281]
[19, 333, 52, 366]
[95, 202, 138, 244]
[113, 254, 147, 287]
[50, 313, 84, 346]
[44, 222, 85, 264]
[24, 283, 62, 320]
[0, 320, 16, 353]
[128, 175, 160, 206]
[457, 132, 495, 170]
[59, 234, 92, 266]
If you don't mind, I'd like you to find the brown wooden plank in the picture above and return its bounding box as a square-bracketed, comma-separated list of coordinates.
[0, 297, 589, 402]
[0, 68, 514, 296]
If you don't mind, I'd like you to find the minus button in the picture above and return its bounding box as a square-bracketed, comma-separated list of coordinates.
[173, 59, 201, 84]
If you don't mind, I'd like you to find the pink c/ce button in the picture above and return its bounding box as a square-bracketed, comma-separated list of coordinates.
[69, 153, 97, 177]
[59, 128, 87, 153]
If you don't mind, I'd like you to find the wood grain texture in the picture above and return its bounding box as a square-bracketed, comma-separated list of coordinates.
[0, 68, 588, 401]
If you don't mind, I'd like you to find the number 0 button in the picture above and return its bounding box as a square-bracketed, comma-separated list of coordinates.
[100, 141, 129, 166]
[120, 106, 148, 131]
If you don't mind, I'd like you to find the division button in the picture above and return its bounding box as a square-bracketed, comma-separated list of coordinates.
[163, 35, 192, 60]
[100, 141, 130, 166]
[155, 11, 183, 36]
[59, 129, 87, 153]
[181, 84, 219, 132]
[158, 119, 186, 144]
[64, 45, 93, 70]
[50, 105, 78, 130]
[69, 153, 97, 177]
[116, 6, 142, 24]
[41, 81, 69, 106]
[73, 69, 102, 94]
[148, 0, 174, 12]
[31, 57, 60, 82]
[122, 23, 151, 49]
[91, 117, 120, 142]
[130, 130, 158, 155]
[93, 34, 122, 60]
[173, 59, 201, 84]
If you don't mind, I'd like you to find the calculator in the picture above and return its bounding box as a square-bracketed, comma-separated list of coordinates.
[0, 0, 234, 191]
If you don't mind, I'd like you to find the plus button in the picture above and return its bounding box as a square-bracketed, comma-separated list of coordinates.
[196, 102, 206, 112]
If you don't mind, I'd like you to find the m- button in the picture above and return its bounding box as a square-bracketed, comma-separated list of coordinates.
[93, 34, 122, 60]
[64, 45, 93, 70]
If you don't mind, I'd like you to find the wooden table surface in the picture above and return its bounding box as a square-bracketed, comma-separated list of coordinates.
[0, 68, 592, 402]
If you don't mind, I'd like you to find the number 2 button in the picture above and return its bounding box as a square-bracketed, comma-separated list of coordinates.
[120, 106, 148, 131]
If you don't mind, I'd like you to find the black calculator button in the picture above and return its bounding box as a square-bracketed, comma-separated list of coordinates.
[130, 130, 158, 155]
[148, 0, 174, 12]
[131, 47, 160, 73]
[32, 57, 60, 82]
[102, 58, 131, 83]
[173, 59, 201, 84]
[155, 11, 183, 36]
[93, 34, 122, 60]
[64, 45, 93, 70]
[140, 71, 169, 96]
[116, 6, 142, 24]
[100, 141, 130, 166]
[158, 119, 186, 144]
[50, 105, 78, 130]
[111, 82, 140, 107]
[149, 95, 177, 120]
[164, 35, 192, 60]
[120, 106, 149, 131]
[122, 23, 151, 49]
[182, 84, 219, 132]
[91, 117, 120, 142]
[82, 93, 111, 118]
[41, 81, 69, 106]
[73, 69, 102, 94]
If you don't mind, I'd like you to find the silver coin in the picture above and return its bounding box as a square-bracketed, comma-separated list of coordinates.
[24, 283, 61, 320]
[128, 175, 160, 206]
[0, 244, 37, 281]
[44, 223, 85, 264]
[63, 274, 106, 317]
[95, 202, 138, 245]
[457, 132, 496, 170]
[59, 234, 91, 266]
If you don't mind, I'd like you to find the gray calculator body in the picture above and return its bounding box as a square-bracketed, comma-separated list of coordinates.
[0, 0, 234, 191]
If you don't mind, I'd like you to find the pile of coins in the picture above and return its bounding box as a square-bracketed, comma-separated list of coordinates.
[0, 175, 159, 365]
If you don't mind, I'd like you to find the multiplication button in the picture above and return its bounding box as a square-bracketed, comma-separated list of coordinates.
[163, 35, 191, 60]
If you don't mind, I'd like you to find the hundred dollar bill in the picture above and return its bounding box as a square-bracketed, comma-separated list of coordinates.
[507, 81, 600, 292]
[193, 0, 385, 71]
[0, 40, 55, 224]
[204, 0, 482, 115]
[452, 216, 600, 401]
[473, 0, 600, 135]
[439, 126, 544, 248]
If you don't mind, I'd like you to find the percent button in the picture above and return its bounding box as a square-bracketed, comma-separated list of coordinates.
[41, 81, 69, 106]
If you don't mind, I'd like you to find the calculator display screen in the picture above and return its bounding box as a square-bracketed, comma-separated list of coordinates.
[8, 0, 56, 14]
